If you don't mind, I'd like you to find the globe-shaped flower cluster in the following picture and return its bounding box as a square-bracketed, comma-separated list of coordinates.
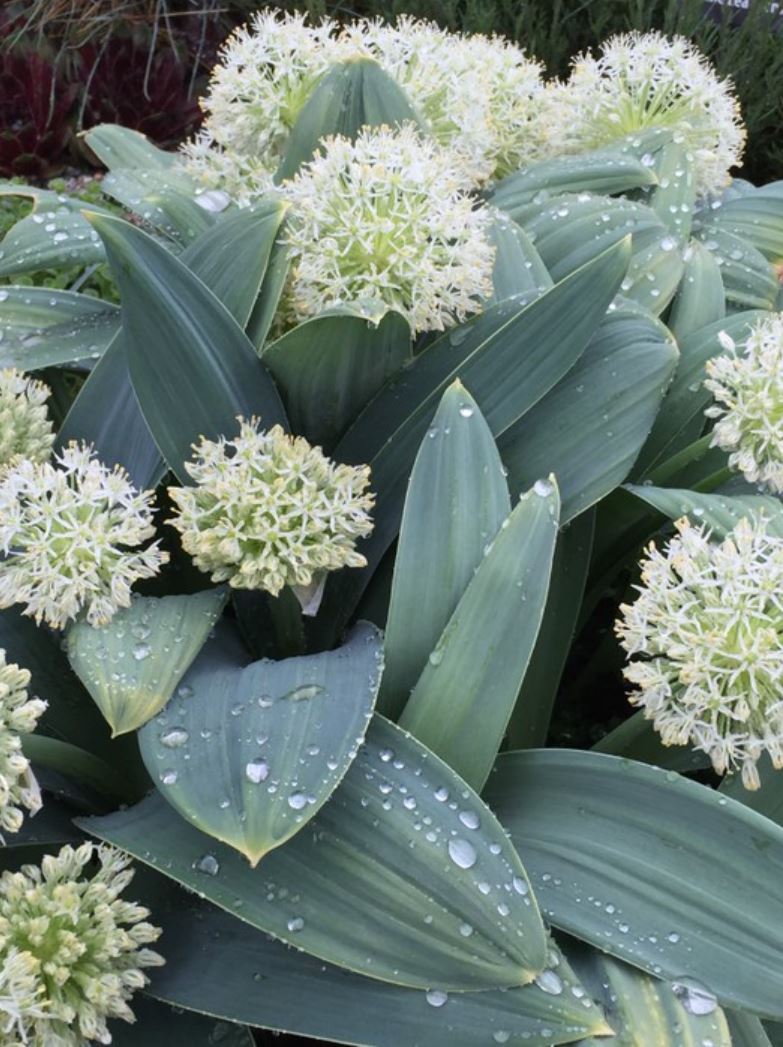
[616, 515, 783, 789]
[182, 12, 546, 197]
[0, 650, 45, 838]
[182, 10, 350, 204]
[541, 31, 745, 196]
[0, 843, 163, 1045]
[167, 418, 374, 598]
[705, 314, 783, 493]
[341, 16, 546, 184]
[281, 124, 495, 333]
[0, 368, 55, 470]
[0, 443, 168, 630]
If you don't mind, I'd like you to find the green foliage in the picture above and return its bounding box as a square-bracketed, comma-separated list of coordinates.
[0, 14, 782, 1039]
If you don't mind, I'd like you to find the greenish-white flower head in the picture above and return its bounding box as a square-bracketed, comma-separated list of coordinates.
[0, 650, 45, 838]
[0, 444, 168, 630]
[0, 843, 164, 1045]
[168, 418, 375, 598]
[181, 10, 349, 205]
[0, 369, 55, 470]
[282, 124, 495, 333]
[616, 515, 783, 789]
[340, 16, 546, 184]
[541, 31, 745, 196]
[705, 315, 783, 493]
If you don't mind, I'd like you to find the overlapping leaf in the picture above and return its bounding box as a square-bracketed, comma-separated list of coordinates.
[138, 622, 383, 865]
[83, 716, 547, 990]
[485, 748, 783, 1018]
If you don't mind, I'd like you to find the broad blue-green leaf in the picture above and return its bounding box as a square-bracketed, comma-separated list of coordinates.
[83, 716, 548, 990]
[635, 310, 767, 475]
[624, 485, 783, 538]
[380, 382, 511, 720]
[143, 886, 611, 1047]
[507, 509, 595, 749]
[593, 712, 712, 773]
[138, 623, 383, 865]
[488, 152, 657, 216]
[90, 213, 287, 481]
[276, 59, 422, 181]
[487, 212, 552, 301]
[246, 237, 290, 351]
[700, 183, 783, 262]
[263, 303, 411, 448]
[0, 209, 104, 276]
[485, 748, 783, 1019]
[644, 140, 695, 241]
[620, 232, 684, 316]
[500, 306, 678, 522]
[101, 168, 213, 245]
[400, 479, 559, 790]
[66, 591, 228, 736]
[178, 198, 286, 330]
[320, 239, 630, 637]
[511, 194, 662, 282]
[83, 124, 178, 171]
[56, 332, 164, 490]
[695, 228, 779, 310]
[0, 286, 119, 369]
[667, 240, 725, 341]
[567, 941, 732, 1047]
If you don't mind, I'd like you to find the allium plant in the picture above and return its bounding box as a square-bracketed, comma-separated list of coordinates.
[616, 516, 783, 789]
[0, 444, 167, 629]
[0, 368, 55, 468]
[705, 314, 783, 493]
[541, 31, 746, 196]
[0, 649, 45, 836]
[168, 418, 374, 599]
[0, 843, 163, 1045]
[281, 124, 495, 332]
[2, 14, 783, 1047]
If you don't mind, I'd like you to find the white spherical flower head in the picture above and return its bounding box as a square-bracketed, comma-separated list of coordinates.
[0, 843, 164, 1045]
[542, 31, 745, 196]
[0, 443, 168, 630]
[282, 124, 495, 334]
[181, 10, 349, 204]
[616, 515, 783, 789]
[705, 314, 783, 493]
[168, 418, 375, 598]
[0, 368, 55, 469]
[341, 17, 546, 184]
[0, 650, 45, 838]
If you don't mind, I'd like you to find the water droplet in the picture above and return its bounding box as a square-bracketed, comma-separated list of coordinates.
[458, 404, 474, 418]
[246, 758, 270, 784]
[428, 648, 444, 667]
[668, 932, 681, 943]
[285, 684, 324, 701]
[287, 916, 305, 932]
[640, 152, 656, 167]
[535, 970, 563, 995]
[195, 854, 220, 876]
[160, 728, 189, 748]
[458, 810, 480, 830]
[459, 922, 473, 937]
[533, 478, 554, 497]
[660, 236, 678, 252]
[379, 748, 394, 762]
[671, 977, 718, 1015]
[448, 838, 477, 870]
[434, 786, 449, 803]
[195, 189, 231, 212]
[493, 1032, 510, 1044]
[288, 792, 307, 810]
[132, 642, 151, 661]
[160, 770, 178, 785]
[425, 990, 448, 1008]
[512, 876, 529, 896]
